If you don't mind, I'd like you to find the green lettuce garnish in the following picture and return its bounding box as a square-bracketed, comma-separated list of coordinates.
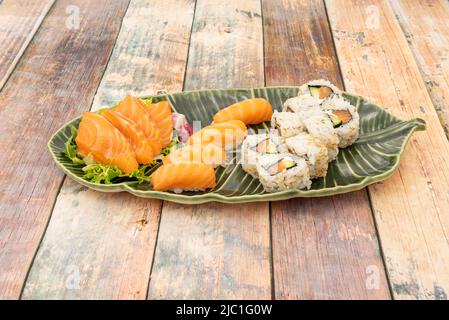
[142, 98, 153, 105]
[161, 131, 179, 156]
[95, 105, 117, 115]
[82, 163, 155, 184]
[64, 126, 85, 165]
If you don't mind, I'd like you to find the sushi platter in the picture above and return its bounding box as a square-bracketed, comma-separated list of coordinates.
[48, 81, 426, 204]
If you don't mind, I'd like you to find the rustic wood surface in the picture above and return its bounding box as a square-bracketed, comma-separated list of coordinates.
[0, 0, 130, 299]
[0, 0, 55, 90]
[264, 0, 390, 299]
[21, 0, 196, 299]
[389, 0, 449, 138]
[0, 0, 448, 300]
[327, 0, 449, 300]
[148, 0, 271, 300]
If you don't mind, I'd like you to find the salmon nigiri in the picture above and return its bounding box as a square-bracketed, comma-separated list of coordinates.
[75, 112, 138, 174]
[213, 98, 273, 125]
[102, 109, 154, 164]
[151, 163, 216, 192]
[163, 143, 225, 167]
[145, 100, 173, 148]
[114, 95, 163, 154]
[187, 120, 247, 149]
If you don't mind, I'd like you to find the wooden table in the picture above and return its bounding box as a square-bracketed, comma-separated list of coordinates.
[1, 0, 448, 300]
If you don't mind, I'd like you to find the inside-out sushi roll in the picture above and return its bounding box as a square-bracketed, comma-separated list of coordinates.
[240, 133, 287, 178]
[256, 153, 311, 192]
[320, 95, 359, 148]
[301, 112, 340, 161]
[285, 133, 329, 178]
[271, 111, 305, 138]
[282, 95, 321, 114]
[298, 79, 341, 101]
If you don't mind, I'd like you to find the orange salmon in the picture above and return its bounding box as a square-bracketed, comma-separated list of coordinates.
[151, 163, 216, 191]
[102, 109, 154, 164]
[213, 98, 273, 125]
[145, 100, 173, 148]
[163, 143, 225, 167]
[76, 112, 138, 174]
[115, 95, 163, 154]
[187, 120, 247, 149]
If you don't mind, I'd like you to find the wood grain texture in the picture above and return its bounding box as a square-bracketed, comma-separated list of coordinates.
[389, 0, 449, 138]
[327, 0, 449, 299]
[148, 0, 271, 299]
[264, 0, 390, 299]
[0, 0, 55, 90]
[91, 0, 196, 108]
[0, 0, 130, 300]
[22, 0, 195, 299]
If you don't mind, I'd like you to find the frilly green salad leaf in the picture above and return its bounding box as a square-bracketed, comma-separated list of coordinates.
[64, 126, 85, 165]
[82, 163, 155, 184]
[161, 131, 179, 156]
[142, 98, 152, 105]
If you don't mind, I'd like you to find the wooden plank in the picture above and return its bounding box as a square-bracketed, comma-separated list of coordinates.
[0, 0, 130, 300]
[326, 0, 449, 300]
[0, 0, 55, 90]
[148, 0, 271, 299]
[264, 0, 391, 299]
[21, 0, 195, 299]
[389, 0, 449, 138]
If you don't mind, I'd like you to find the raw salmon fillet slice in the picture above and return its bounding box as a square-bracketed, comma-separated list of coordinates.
[187, 120, 247, 149]
[213, 98, 273, 125]
[75, 112, 138, 174]
[102, 109, 154, 164]
[145, 100, 173, 148]
[115, 95, 163, 155]
[151, 163, 216, 191]
[162, 143, 225, 167]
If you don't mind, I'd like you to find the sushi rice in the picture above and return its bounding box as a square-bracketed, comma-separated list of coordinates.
[271, 111, 305, 138]
[282, 95, 321, 114]
[256, 153, 311, 192]
[285, 132, 329, 178]
[240, 133, 287, 178]
[320, 94, 360, 148]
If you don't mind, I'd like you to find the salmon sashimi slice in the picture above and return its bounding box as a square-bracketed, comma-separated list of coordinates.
[163, 143, 225, 167]
[145, 100, 173, 148]
[187, 120, 247, 150]
[213, 98, 273, 125]
[151, 163, 216, 192]
[75, 112, 138, 174]
[102, 109, 154, 164]
[114, 95, 163, 155]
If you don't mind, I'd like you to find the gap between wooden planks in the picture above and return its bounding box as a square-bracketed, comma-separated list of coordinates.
[21, 0, 195, 299]
[147, 0, 271, 300]
[263, 0, 390, 299]
[326, 0, 449, 300]
[389, 0, 449, 139]
[0, 0, 56, 91]
[0, 0, 131, 299]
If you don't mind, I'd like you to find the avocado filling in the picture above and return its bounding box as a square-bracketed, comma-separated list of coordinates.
[256, 139, 277, 154]
[309, 85, 334, 100]
[266, 158, 297, 175]
[325, 109, 352, 128]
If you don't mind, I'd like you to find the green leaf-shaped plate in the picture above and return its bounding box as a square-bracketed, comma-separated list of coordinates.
[48, 87, 425, 204]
